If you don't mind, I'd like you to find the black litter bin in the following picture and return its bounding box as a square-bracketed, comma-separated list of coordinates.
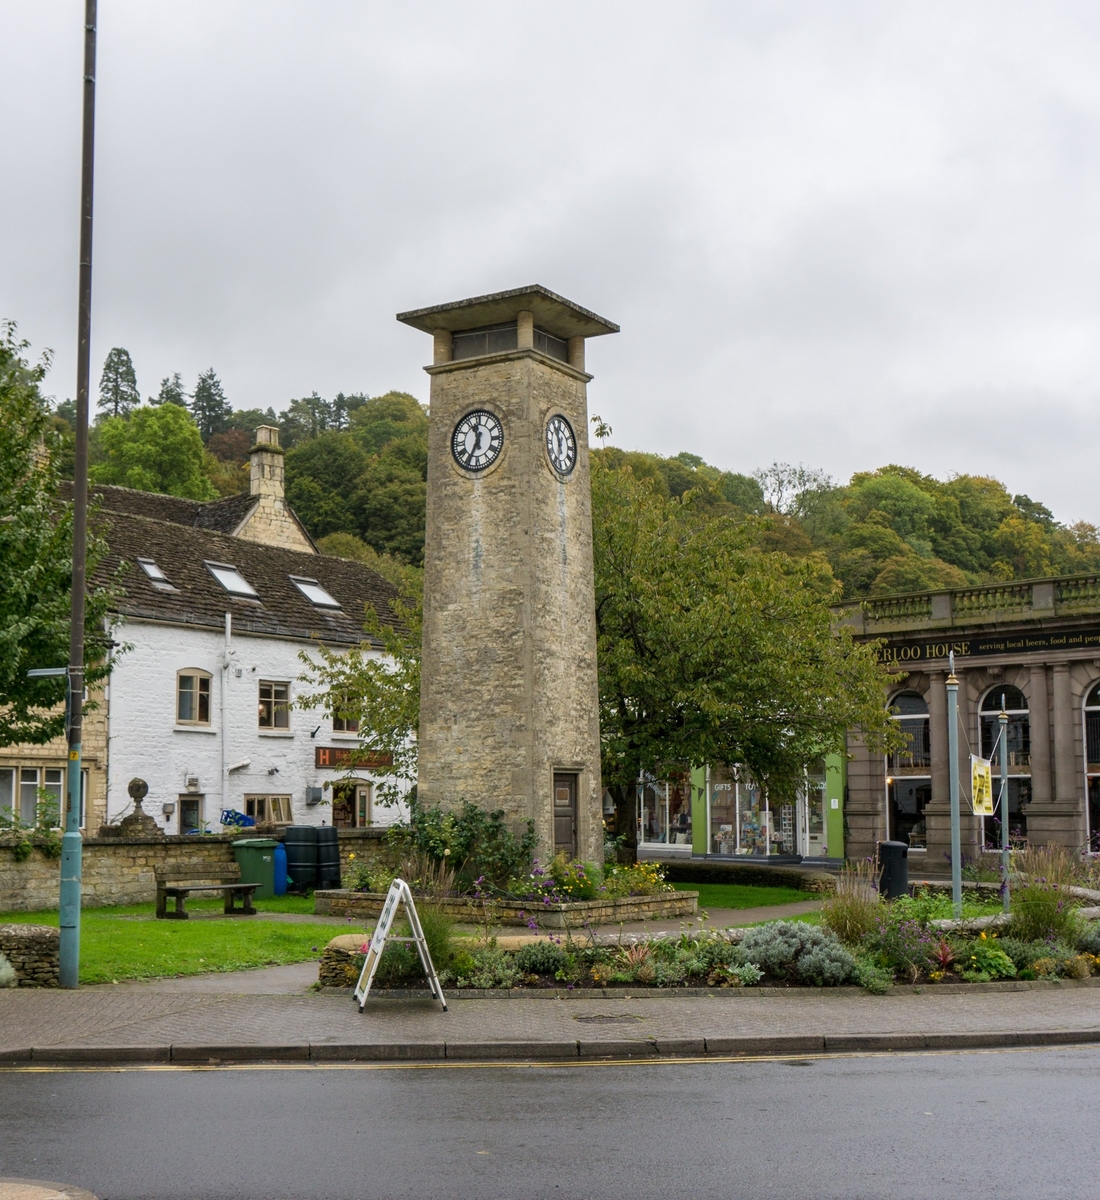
[878, 840, 909, 899]
[284, 825, 318, 893]
[316, 826, 341, 890]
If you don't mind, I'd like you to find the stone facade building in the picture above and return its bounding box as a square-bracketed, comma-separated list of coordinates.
[399, 286, 617, 863]
[0, 429, 405, 838]
[842, 575, 1100, 868]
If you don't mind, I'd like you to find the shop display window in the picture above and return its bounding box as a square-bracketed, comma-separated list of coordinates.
[638, 774, 693, 849]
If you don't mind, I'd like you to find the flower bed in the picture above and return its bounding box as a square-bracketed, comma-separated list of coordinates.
[314, 888, 699, 929]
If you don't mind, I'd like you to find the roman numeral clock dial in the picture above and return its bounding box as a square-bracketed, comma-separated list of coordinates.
[452, 410, 504, 471]
[545, 414, 576, 475]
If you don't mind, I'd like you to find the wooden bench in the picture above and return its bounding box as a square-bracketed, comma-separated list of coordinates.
[155, 863, 259, 920]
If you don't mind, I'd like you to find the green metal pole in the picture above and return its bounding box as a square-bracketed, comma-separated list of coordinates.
[999, 699, 1010, 914]
[60, 0, 97, 989]
[947, 653, 962, 919]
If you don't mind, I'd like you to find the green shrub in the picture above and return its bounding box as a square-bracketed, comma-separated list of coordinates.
[515, 941, 568, 976]
[372, 940, 421, 987]
[854, 957, 893, 994]
[602, 862, 673, 898]
[955, 936, 1017, 982]
[415, 904, 455, 969]
[739, 921, 857, 986]
[821, 861, 882, 945]
[796, 942, 859, 986]
[452, 946, 519, 989]
[1076, 923, 1100, 956]
[390, 800, 537, 893]
[862, 915, 937, 983]
[1009, 881, 1080, 943]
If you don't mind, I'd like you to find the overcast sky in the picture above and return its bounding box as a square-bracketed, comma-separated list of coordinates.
[3, 2, 1100, 520]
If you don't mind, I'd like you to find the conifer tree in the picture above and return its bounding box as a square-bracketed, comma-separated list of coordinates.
[97, 347, 140, 418]
[190, 368, 232, 441]
[151, 372, 188, 407]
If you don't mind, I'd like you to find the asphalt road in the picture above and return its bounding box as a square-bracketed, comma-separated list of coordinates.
[2, 1048, 1099, 1200]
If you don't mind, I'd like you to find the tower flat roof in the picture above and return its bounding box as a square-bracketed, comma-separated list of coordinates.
[397, 284, 619, 339]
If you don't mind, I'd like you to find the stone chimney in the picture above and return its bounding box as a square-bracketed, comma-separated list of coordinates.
[231, 425, 315, 554]
[250, 425, 285, 500]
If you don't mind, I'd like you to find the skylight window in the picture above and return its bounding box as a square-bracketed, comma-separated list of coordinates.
[205, 561, 259, 598]
[290, 576, 341, 609]
[137, 557, 178, 592]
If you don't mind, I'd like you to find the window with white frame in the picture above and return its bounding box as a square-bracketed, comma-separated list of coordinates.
[0, 766, 71, 827]
[205, 561, 259, 599]
[244, 794, 292, 824]
[331, 692, 359, 734]
[258, 680, 290, 729]
[177, 670, 212, 725]
[290, 576, 341, 609]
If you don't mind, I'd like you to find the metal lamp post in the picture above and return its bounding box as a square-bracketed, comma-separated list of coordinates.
[59, 0, 98, 989]
[946, 652, 962, 918]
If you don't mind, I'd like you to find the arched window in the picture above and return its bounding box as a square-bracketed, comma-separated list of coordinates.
[979, 685, 1029, 842]
[888, 692, 930, 771]
[176, 669, 212, 725]
[1083, 684, 1100, 851]
[886, 690, 930, 849]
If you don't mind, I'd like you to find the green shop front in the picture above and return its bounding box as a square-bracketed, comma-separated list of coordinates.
[634, 756, 845, 862]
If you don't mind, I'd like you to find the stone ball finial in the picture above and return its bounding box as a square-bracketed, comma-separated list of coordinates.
[127, 778, 149, 803]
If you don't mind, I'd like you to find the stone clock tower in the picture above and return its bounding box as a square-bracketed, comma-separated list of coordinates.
[398, 285, 618, 862]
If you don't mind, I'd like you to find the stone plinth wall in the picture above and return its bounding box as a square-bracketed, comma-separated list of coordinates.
[0, 828, 391, 912]
[315, 889, 699, 929]
[0, 923, 60, 986]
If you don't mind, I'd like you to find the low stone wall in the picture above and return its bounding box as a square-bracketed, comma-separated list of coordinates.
[314, 889, 699, 929]
[0, 923, 60, 986]
[0, 827, 392, 912]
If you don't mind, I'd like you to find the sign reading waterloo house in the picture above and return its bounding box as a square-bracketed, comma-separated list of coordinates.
[878, 627, 1100, 666]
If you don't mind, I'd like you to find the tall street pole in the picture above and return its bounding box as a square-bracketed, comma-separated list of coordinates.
[946, 652, 962, 919]
[61, 0, 97, 989]
[999, 697, 1011, 914]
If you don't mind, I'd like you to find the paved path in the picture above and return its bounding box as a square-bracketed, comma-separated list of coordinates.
[3, 973, 1099, 1062]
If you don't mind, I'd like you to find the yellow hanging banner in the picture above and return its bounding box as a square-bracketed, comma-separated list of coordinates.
[971, 755, 994, 815]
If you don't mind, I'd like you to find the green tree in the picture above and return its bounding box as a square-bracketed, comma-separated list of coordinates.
[91, 404, 216, 499]
[97, 347, 139, 419]
[190, 368, 231, 441]
[348, 391, 427, 455]
[592, 462, 902, 850]
[297, 580, 420, 808]
[151, 372, 188, 407]
[284, 431, 369, 537]
[0, 322, 116, 745]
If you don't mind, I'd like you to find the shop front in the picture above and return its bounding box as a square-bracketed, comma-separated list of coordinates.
[636, 759, 843, 861]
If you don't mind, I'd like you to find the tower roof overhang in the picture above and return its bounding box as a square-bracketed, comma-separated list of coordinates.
[397, 285, 619, 340]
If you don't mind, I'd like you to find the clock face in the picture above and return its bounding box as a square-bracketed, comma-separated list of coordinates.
[545, 414, 577, 476]
[452, 410, 504, 472]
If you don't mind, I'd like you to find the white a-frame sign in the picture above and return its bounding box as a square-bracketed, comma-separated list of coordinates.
[353, 878, 447, 1013]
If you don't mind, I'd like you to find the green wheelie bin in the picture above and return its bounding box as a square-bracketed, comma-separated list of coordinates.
[232, 837, 278, 900]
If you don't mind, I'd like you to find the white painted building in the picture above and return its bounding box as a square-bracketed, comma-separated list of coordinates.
[88, 427, 410, 834]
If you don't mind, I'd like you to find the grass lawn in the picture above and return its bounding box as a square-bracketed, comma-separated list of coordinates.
[671, 881, 815, 910]
[1, 893, 341, 984]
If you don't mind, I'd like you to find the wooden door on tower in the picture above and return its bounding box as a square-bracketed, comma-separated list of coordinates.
[553, 773, 577, 858]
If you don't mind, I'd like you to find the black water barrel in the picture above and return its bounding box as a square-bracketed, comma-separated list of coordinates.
[284, 825, 318, 892]
[316, 825, 341, 890]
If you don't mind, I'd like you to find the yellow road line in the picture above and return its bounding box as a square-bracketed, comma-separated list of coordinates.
[0, 1043, 1094, 1074]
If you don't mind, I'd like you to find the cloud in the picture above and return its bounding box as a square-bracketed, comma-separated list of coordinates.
[2, 0, 1099, 521]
